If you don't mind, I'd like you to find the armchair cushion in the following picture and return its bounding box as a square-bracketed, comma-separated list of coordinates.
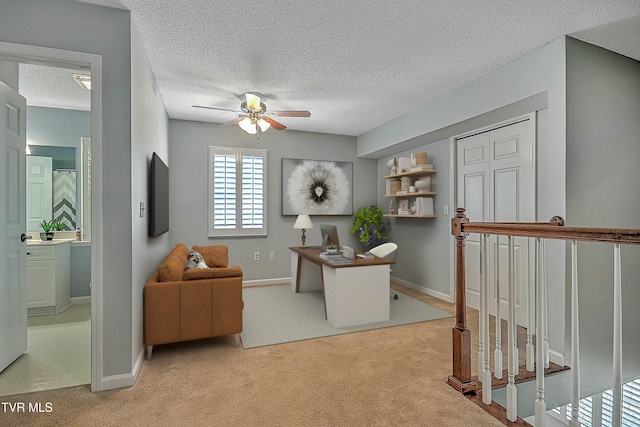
[158, 243, 189, 282]
[183, 266, 243, 281]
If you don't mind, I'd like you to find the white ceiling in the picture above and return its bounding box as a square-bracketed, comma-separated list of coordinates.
[19, 1, 640, 136]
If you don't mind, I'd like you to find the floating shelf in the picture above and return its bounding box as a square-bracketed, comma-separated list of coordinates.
[384, 191, 436, 198]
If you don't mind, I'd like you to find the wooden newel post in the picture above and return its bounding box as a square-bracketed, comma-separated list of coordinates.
[448, 208, 476, 394]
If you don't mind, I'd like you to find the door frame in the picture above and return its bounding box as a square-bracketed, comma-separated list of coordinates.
[0, 41, 104, 392]
[448, 112, 537, 306]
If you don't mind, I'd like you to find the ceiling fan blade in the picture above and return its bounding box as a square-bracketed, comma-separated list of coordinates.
[192, 105, 240, 113]
[263, 116, 287, 130]
[269, 110, 311, 118]
[221, 116, 245, 126]
[245, 93, 261, 111]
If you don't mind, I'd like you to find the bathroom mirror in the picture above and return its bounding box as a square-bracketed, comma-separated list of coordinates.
[26, 142, 90, 236]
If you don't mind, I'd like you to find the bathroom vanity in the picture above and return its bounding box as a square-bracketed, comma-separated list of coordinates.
[26, 240, 71, 316]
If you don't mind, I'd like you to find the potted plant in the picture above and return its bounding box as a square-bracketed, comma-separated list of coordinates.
[39, 219, 67, 241]
[326, 243, 338, 255]
[52, 218, 67, 232]
[39, 219, 55, 241]
[350, 205, 391, 247]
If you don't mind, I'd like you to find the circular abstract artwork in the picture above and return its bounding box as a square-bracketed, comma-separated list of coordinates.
[283, 159, 352, 215]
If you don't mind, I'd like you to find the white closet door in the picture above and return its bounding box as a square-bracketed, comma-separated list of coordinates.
[457, 117, 535, 325]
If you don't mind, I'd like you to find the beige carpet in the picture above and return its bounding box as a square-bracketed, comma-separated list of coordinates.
[0, 284, 504, 427]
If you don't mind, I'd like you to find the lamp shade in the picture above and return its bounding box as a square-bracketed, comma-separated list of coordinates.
[293, 214, 313, 230]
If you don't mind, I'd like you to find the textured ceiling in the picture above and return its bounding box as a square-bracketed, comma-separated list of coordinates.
[20, 1, 640, 136]
[19, 64, 91, 111]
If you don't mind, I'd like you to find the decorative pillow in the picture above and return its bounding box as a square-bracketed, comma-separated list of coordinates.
[185, 259, 197, 269]
[187, 250, 209, 269]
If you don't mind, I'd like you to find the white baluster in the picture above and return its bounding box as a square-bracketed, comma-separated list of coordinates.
[506, 235, 518, 422]
[479, 234, 485, 379]
[494, 235, 503, 379]
[535, 238, 547, 427]
[481, 234, 492, 405]
[569, 240, 580, 427]
[542, 239, 549, 369]
[613, 243, 622, 427]
[526, 236, 535, 372]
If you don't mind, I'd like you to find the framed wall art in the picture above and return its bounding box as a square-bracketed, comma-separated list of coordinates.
[282, 158, 353, 215]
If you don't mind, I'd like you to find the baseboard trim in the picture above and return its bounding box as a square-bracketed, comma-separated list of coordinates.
[243, 277, 290, 288]
[132, 347, 145, 383]
[391, 276, 453, 303]
[549, 349, 565, 367]
[71, 296, 91, 305]
[100, 371, 135, 391]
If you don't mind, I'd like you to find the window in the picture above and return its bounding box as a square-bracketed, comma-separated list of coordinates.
[550, 378, 640, 427]
[208, 146, 267, 237]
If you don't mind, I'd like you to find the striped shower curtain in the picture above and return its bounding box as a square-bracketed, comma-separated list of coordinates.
[52, 170, 76, 230]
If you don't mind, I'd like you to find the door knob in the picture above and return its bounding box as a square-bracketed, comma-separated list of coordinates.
[20, 233, 32, 242]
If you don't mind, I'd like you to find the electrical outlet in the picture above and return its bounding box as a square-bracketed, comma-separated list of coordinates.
[253, 252, 260, 261]
[444, 205, 449, 215]
[269, 251, 275, 260]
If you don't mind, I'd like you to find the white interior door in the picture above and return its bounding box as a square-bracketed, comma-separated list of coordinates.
[0, 79, 27, 373]
[26, 155, 52, 232]
[456, 117, 535, 325]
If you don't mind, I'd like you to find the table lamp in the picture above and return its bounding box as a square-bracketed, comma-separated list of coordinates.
[293, 214, 314, 247]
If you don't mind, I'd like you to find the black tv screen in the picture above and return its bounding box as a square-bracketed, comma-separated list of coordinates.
[149, 153, 169, 237]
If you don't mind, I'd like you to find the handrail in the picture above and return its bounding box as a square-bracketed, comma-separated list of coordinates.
[449, 206, 640, 424]
[452, 211, 640, 244]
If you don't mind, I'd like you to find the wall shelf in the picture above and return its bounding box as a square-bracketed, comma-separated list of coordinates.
[383, 169, 437, 179]
[384, 191, 436, 198]
[384, 166, 436, 218]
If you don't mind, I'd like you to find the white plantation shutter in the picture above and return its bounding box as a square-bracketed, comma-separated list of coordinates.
[208, 147, 267, 236]
[241, 154, 264, 229]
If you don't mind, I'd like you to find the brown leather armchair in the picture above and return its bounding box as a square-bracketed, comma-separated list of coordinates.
[144, 244, 243, 359]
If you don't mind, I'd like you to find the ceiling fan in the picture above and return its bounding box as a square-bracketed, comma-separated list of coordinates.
[193, 93, 311, 138]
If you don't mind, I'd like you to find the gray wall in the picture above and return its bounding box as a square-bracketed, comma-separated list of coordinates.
[168, 120, 378, 281]
[565, 38, 640, 395]
[0, 60, 18, 90]
[0, 0, 134, 380]
[361, 38, 569, 360]
[377, 139, 452, 299]
[71, 244, 91, 297]
[130, 21, 170, 368]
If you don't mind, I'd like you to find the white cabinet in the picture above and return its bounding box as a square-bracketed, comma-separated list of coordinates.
[26, 241, 71, 315]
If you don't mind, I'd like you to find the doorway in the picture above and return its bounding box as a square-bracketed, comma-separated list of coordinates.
[0, 41, 103, 393]
[454, 114, 536, 326]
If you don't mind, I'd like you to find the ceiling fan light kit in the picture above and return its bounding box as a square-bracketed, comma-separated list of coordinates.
[193, 93, 310, 139]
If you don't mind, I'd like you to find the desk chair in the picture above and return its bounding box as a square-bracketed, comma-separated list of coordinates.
[368, 242, 399, 299]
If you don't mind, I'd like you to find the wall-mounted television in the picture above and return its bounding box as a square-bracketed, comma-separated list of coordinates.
[149, 152, 169, 237]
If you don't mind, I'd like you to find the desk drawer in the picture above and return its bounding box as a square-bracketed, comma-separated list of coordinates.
[26, 245, 56, 260]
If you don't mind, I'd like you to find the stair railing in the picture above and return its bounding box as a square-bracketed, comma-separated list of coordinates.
[449, 207, 640, 426]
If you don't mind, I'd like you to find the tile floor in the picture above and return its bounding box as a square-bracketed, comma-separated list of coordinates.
[0, 304, 91, 396]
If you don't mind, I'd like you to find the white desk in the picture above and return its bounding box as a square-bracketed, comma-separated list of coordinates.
[289, 247, 394, 328]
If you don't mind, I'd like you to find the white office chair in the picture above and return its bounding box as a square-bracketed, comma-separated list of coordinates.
[368, 242, 399, 299]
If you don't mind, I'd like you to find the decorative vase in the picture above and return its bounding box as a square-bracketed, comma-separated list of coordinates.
[415, 178, 431, 192]
[40, 232, 54, 241]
